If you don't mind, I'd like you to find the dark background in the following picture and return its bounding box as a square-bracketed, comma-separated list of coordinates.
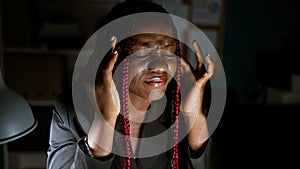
[1, 0, 299, 168]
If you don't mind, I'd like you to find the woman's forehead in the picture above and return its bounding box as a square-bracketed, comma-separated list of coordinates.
[133, 33, 176, 43]
[133, 19, 175, 37]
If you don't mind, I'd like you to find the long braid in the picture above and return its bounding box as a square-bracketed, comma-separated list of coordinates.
[121, 58, 131, 169]
[171, 41, 181, 169]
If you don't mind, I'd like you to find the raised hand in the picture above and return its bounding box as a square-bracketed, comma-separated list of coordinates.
[87, 36, 121, 157]
[95, 36, 121, 121]
[180, 40, 214, 151]
[181, 40, 214, 116]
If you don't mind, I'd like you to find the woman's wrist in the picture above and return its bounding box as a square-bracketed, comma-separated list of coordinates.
[83, 136, 95, 158]
[87, 135, 112, 157]
[83, 136, 115, 160]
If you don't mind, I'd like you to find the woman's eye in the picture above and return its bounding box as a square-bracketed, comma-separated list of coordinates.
[142, 42, 151, 48]
[164, 44, 176, 57]
[164, 51, 176, 57]
[165, 44, 172, 48]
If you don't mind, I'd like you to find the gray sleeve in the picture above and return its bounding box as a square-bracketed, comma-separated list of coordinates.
[46, 98, 115, 169]
[190, 138, 220, 169]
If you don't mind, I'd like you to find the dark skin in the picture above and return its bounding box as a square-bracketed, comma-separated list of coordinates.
[87, 22, 214, 157]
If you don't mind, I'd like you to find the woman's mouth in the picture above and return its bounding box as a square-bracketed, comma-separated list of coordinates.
[145, 77, 167, 87]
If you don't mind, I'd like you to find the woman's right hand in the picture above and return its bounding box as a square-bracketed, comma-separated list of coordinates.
[95, 36, 120, 122]
[87, 36, 120, 157]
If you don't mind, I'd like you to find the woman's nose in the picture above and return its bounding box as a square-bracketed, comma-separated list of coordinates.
[147, 51, 168, 72]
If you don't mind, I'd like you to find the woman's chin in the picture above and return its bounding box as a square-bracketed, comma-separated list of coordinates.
[148, 89, 165, 101]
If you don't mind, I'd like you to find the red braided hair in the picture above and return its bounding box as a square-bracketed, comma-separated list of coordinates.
[171, 41, 181, 169]
[121, 58, 131, 169]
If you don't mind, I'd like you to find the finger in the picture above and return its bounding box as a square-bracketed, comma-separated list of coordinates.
[110, 36, 117, 54]
[205, 54, 214, 78]
[192, 40, 204, 69]
[108, 36, 118, 71]
[100, 36, 118, 87]
[180, 56, 193, 74]
[104, 37, 119, 85]
[180, 56, 189, 68]
[195, 54, 214, 88]
[100, 36, 118, 69]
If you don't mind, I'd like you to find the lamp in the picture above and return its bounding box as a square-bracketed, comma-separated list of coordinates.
[0, 2, 36, 168]
[0, 66, 37, 144]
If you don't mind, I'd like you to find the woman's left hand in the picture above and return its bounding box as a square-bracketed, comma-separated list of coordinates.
[180, 40, 214, 150]
[180, 40, 214, 117]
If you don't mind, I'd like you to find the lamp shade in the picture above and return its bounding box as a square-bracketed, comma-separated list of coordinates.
[0, 67, 37, 144]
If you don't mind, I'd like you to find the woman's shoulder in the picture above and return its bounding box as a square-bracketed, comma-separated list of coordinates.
[54, 87, 87, 137]
[53, 88, 74, 122]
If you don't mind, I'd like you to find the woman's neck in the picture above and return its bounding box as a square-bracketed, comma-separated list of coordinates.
[128, 96, 148, 123]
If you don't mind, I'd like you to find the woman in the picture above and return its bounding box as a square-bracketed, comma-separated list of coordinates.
[47, 0, 214, 168]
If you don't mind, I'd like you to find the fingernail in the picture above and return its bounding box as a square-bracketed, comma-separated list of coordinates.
[206, 53, 215, 61]
[110, 36, 115, 42]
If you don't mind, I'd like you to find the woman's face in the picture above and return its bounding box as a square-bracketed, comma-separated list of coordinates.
[128, 33, 178, 103]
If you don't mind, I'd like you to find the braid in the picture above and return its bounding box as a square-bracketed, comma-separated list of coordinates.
[121, 58, 131, 169]
[171, 41, 181, 169]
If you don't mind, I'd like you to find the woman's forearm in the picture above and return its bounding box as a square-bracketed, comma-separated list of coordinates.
[87, 116, 117, 157]
[185, 112, 209, 152]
